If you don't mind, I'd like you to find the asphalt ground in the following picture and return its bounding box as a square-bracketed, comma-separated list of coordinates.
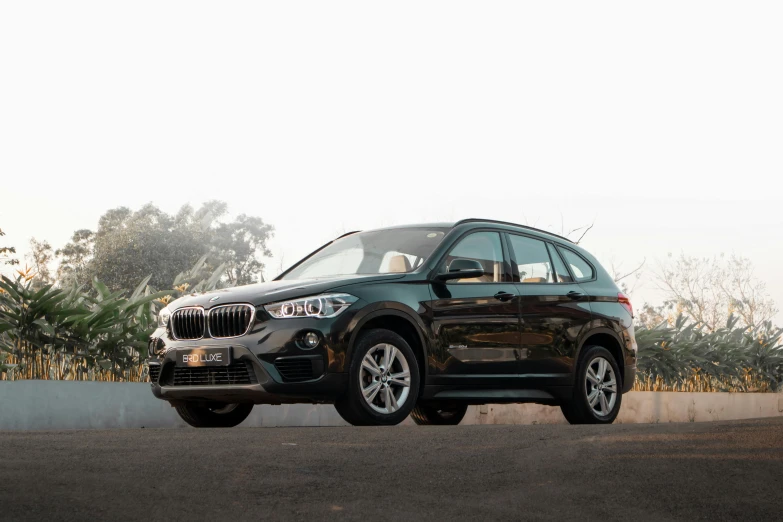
[1, 417, 781, 521]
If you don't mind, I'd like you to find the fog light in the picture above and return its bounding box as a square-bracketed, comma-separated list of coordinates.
[303, 332, 320, 349]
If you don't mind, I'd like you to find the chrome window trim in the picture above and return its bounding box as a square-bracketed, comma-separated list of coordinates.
[206, 303, 256, 340]
[170, 306, 206, 341]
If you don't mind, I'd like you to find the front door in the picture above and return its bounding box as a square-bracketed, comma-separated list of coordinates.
[428, 231, 520, 385]
[506, 234, 593, 387]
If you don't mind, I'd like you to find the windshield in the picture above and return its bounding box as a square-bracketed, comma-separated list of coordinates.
[282, 227, 449, 280]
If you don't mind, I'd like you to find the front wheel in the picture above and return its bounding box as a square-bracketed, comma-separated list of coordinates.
[334, 328, 420, 426]
[175, 402, 254, 428]
[560, 346, 622, 424]
[410, 401, 468, 425]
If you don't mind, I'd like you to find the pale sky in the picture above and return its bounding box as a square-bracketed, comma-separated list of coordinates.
[1, 1, 781, 322]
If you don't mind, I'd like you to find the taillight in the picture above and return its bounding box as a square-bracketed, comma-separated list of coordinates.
[618, 292, 633, 318]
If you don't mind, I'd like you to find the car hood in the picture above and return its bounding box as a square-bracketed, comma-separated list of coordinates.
[168, 273, 404, 310]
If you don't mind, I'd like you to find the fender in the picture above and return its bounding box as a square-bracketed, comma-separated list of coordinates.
[345, 302, 431, 378]
[573, 325, 626, 372]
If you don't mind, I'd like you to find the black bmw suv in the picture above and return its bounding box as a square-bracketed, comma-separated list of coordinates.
[148, 219, 637, 427]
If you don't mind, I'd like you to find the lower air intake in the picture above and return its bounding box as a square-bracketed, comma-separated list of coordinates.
[274, 356, 318, 382]
[170, 361, 257, 386]
[149, 364, 161, 383]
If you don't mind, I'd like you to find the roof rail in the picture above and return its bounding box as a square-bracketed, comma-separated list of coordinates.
[453, 218, 574, 243]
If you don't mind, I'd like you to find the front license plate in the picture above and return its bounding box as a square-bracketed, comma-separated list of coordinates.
[177, 347, 232, 367]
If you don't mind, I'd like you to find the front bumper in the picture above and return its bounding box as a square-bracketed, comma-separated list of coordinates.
[150, 374, 348, 405]
[148, 310, 356, 405]
[149, 344, 347, 404]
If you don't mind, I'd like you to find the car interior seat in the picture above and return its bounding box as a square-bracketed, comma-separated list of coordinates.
[388, 255, 412, 273]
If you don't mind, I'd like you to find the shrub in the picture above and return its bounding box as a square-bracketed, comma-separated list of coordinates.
[634, 315, 783, 392]
[0, 268, 167, 381]
[3, 264, 781, 390]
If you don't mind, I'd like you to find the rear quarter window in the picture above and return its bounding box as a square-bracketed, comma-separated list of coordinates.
[558, 247, 595, 282]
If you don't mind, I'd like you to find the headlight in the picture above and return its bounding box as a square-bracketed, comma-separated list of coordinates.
[264, 293, 358, 319]
[158, 307, 171, 328]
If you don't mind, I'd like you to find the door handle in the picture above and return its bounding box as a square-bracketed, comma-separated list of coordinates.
[567, 291, 584, 300]
[493, 291, 516, 302]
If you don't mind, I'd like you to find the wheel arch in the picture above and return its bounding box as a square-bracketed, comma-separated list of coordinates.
[347, 305, 429, 390]
[575, 328, 625, 386]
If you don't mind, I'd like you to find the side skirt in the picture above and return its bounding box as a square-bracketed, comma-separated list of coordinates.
[420, 385, 572, 405]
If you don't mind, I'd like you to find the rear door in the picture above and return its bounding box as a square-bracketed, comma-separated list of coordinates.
[428, 231, 520, 385]
[506, 234, 592, 386]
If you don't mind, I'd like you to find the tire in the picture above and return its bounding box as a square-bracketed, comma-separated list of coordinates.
[560, 345, 623, 425]
[175, 402, 254, 428]
[410, 401, 468, 425]
[334, 328, 420, 426]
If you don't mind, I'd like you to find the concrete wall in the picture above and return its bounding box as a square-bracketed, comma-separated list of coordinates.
[461, 391, 783, 425]
[1, 381, 782, 430]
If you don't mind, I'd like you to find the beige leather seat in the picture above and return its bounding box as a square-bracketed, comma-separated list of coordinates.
[388, 255, 412, 273]
[521, 277, 547, 283]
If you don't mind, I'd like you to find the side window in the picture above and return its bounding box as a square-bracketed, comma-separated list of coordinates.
[507, 235, 554, 283]
[443, 232, 506, 283]
[547, 243, 573, 283]
[559, 247, 594, 282]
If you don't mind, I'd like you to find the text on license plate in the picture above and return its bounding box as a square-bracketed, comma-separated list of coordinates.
[177, 347, 232, 367]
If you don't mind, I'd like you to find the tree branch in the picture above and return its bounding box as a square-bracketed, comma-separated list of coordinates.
[574, 222, 595, 244]
[613, 258, 646, 282]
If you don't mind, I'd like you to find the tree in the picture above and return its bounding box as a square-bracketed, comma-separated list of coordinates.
[0, 227, 19, 266]
[213, 214, 273, 285]
[610, 258, 646, 296]
[54, 201, 274, 292]
[720, 255, 778, 329]
[26, 238, 54, 284]
[652, 253, 777, 331]
[636, 303, 668, 329]
[55, 229, 95, 287]
[89, 203, 209, 291]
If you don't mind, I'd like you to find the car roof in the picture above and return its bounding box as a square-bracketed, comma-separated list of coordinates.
[358, 219, 574, 244]
[453, 218, 574, 243]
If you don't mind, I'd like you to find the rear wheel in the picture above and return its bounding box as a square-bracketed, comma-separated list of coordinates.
[560, 345, 622, 424]
[410, 401, 468, 425]
[175, 402, 254, 428]
[334, 328, 420, 426]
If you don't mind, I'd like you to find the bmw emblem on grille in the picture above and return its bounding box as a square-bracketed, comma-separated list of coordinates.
[209, 296, 220, 302]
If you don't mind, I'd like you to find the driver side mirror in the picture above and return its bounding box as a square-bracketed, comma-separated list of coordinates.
[436, 258, 485, 281]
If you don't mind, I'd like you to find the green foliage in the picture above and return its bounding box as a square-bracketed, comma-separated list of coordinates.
[635, 315, 783, 392]
[0, 255, 236, 380]
[4, 239, 781, 388]
[0, 268, 168, 381]
[55, 201, 273, 292]
[27, 237, 54, 285]
[55, 229, 94, 286]
[89, 204, 211, 291]
[171, 255, 228, 295]
[0, 227, 19, 266]
[212, 213, 273, 285]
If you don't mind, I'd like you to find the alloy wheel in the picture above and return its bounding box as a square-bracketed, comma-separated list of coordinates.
[585, 356, 618, 417]
[359, 343, 411, 414]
